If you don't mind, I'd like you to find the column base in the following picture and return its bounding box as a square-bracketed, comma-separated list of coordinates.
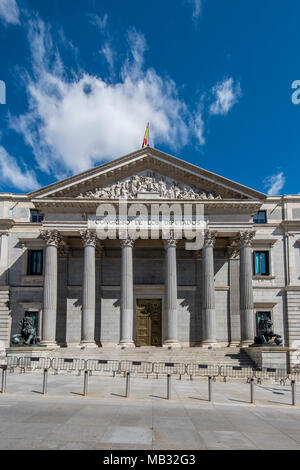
[40, 341, 59, 349]
[117, 341, 136, 349]
[200, 341, 217, 349]
[163, 341, 181, 349]
[229, 341, 241, 348]
[79, 341, 98, 349]
[239, 340, 254, 347]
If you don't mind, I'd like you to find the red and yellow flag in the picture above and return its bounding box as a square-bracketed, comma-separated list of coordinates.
[142, 123, 149, 148]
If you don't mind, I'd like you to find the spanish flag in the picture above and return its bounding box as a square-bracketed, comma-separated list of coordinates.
[142, 123, 149, 148]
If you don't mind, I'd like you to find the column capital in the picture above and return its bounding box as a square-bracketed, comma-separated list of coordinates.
[203, 230, 218, 247]
[58, 243, 69, 257]
[236, 230, 256, 248]
[80, 229, 98, 248]
[120, 236, 135, 248]
[41, 230, 62, 247]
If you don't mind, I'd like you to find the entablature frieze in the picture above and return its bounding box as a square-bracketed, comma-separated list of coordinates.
[31, 198, 262, 213]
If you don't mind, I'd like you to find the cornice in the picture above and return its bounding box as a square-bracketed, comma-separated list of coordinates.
[31, 198, 262, 211]
[0, 219, 15, 230]
[27, 147, 266, 200]
[281, 220, 300, 230]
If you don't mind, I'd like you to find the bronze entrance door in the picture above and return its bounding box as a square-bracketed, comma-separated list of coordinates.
[136, 299, 162, 347]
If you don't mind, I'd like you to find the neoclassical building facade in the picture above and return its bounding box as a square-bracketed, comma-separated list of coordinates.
[0, 148, 300, 365]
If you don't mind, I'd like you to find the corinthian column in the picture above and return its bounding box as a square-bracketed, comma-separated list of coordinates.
[201, 230, 217, 347]
[41, 230, 61, 347]
[80, 230, 98, 348]
[237, 230, 255, 346]
[163, 235, 180, 347]
[119, 236, 135, 347]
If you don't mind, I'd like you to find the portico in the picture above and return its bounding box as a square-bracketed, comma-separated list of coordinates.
[37, 225, 257, 349]
[3, 147, 296, 361]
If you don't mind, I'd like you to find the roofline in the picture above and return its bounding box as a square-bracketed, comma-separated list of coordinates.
[23, 147, 266, 199]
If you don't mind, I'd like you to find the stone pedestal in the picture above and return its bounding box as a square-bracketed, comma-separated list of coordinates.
[243, 346, 289, 370]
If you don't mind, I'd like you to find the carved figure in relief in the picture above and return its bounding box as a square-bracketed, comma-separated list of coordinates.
[77, 174, 222, 200]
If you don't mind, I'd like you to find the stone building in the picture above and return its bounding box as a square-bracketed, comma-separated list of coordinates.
[0, 147, 299, 365]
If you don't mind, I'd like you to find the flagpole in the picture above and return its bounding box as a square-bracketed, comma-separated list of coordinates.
[147, 122, 150, 147]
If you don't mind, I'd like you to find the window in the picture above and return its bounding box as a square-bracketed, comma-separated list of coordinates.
[30, 210, 43, 223]
[253, 210, 267, 224]
[253, 251, 270, 276]
[27, 250, 43, 275]
[256, 311, 271, 335]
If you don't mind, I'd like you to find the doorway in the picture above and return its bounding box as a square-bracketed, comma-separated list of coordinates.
[136, 299, 162, 346]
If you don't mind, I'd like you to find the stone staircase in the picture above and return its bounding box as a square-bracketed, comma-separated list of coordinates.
[0, 288, 10, 348]
[50, 346, 256, 368]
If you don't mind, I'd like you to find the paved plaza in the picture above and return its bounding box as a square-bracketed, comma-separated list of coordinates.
[0, 372, 300, 450]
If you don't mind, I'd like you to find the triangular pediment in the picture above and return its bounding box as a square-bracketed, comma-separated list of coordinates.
[29, 147, 265, 201]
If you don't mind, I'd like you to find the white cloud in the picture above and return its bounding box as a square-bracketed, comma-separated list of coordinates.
[188, 0, 202, 20]
[101, 42, 115, 74]
[264, 172, 286, 195]
[0, 0, 20, 25]
[210, 77, 241, 115]
[11, 19, 200, 177]
[192, 104, 205, 146]
[0, 145, 39, 191]
[87, 13, 108, 33]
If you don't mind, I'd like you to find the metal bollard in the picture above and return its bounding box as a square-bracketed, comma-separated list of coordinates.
[126, 372, 130, 398]
[83, 370, 89, 397]
[167, 374, 171, 400]
[250, 377, 255, 404]
[208, 376, 213, 402]
[1, 366, 7, 393]
[291, 380, 296, 406]
[42, 368, 48, 395]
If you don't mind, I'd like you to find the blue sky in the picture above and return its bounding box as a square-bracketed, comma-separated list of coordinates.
[0, 0, 299, 195]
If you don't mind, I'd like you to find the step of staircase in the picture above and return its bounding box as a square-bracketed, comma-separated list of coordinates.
[46, 346, 256, 368]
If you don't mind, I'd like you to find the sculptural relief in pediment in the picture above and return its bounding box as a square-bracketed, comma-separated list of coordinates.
[76, 172, 222, 200]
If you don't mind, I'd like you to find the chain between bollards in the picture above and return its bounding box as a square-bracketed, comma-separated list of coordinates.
[167, 374, 171, 400]
[250, 377, 255, 404]
[83, 370, 89, 397]
[208, 376, 213, 402]
[1, 365, 7, 393]
[125, 372, 130, 398]
[291, 380, 296, 406]
[42, 368, 48, 395]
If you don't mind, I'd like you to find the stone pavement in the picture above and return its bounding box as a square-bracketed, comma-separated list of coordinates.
[0, 372, 300, 450]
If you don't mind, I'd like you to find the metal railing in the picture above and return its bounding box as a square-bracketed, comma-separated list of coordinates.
[85, 359, 119, 376]
[51, 358, 85, 375]
[220, 365, 254, 382]
[186, 364, 220, 379]
[119, 360, 152, 377]
[18, 356, 52, 373]
[152, 362, 186, 379]
[1, 355, 299, 384]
